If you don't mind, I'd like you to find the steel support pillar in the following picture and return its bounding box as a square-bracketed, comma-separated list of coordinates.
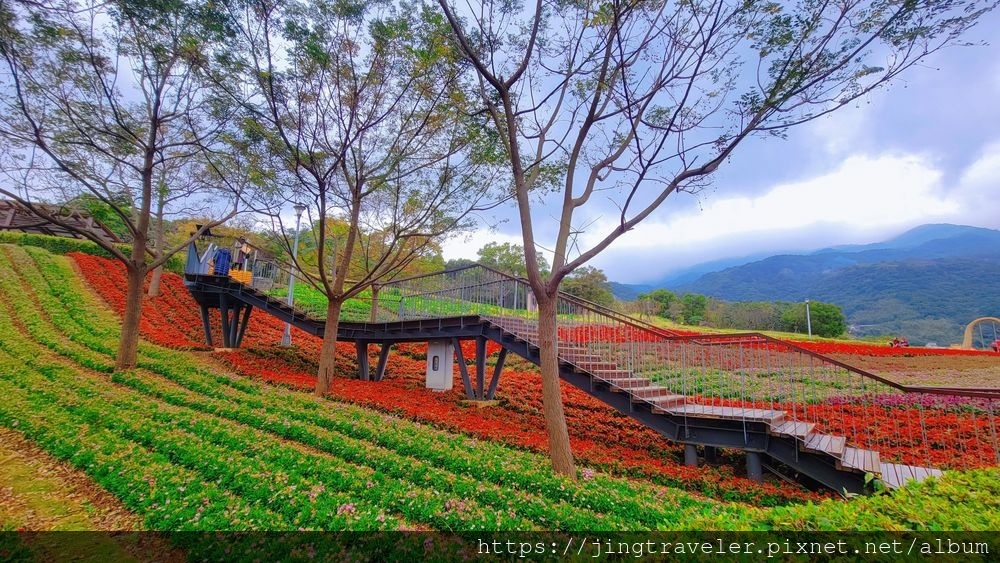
[235, 305, 253, 348]
[747, 451, 764, 482]
[219, 294, 232, 348]
[199, 304, 213, 347]
[228, 303, 242, 348]
[475, 337, 487, 399]
[684, 444, 698, 466]
[356, 341, 370, 381]
[374, 342, 392, 381]
[452, 338, 475, 399]
[485, 348, 508, 400]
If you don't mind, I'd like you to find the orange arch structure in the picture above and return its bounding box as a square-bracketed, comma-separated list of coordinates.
[962, 317, 1000, 349]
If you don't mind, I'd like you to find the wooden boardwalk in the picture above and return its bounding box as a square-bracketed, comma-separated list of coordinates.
[489, 315, 943, 491]
[182, 273, 947, 494]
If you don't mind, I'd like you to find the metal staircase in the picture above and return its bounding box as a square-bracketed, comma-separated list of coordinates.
[182, 255, 995, 494]
[482, 315, 935, 492]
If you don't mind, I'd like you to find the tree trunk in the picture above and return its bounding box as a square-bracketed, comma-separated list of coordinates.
[315, 298, 345, 395]
[147, 202, 166, 296]
[536, 295, 577, 478]
[116, 265, 145, 370]
[148, 265, 163, 297]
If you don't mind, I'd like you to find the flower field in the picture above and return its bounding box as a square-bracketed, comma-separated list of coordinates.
[0, 245, 757, 534]
[68, 252, 817, 504]
[67, 249, 1000, 487]
[2, 242, 999, 541]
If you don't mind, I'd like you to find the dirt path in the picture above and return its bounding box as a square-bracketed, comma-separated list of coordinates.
[0, 427, 184, 561]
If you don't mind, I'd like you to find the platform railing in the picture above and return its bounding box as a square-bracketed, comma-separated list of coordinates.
[378, 264, 1000, 473]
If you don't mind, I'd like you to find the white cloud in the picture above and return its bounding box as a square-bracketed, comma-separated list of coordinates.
[802, 101, 874, 157]
[585, 153, 956, 255]
[443, 145, 1000, 284]
[440, 229, 530, 261]
[951, 141, 1000, 228]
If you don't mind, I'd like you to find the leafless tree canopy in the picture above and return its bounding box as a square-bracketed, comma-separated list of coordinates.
[439, 0, 996, 289]
[220, 0, 510, 300]
[437, 0, 996, 477]
[0, 0, 250, 369]
[0, 0, 244, 268]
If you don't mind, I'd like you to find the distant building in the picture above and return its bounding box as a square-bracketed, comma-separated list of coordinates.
[0, 199, 121, 246]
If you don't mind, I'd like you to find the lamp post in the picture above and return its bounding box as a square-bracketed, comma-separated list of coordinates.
[281, 203, 307, 347]
[805, 299, 812, 337]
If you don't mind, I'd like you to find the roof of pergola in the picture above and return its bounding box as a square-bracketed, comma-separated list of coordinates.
[0, 199, 122, 246]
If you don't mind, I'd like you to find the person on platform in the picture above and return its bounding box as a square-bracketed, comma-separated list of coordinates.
[233, 237, 251, 271]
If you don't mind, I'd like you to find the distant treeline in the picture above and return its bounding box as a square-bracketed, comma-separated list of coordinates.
[621, 289, 847, 337]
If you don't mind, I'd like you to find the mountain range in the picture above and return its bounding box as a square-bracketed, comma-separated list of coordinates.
[610, 224, 1000, 345]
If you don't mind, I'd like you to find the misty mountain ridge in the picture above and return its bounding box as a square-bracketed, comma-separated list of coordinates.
[610, 224, 1000, 345]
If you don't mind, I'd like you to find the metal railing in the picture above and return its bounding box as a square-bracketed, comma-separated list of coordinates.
[378, 264, 1000, 472]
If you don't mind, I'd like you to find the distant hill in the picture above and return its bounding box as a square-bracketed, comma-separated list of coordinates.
[811, 259, 1000, 345]
[655, 252, 782, 286]
[615, 224, 1000, 345]
[608, 281, 653, 301]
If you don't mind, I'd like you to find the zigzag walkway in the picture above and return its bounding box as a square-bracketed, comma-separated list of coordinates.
[482, 317, 942, 494]
[185, 273, 942, 495]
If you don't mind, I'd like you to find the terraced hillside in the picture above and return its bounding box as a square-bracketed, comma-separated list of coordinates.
[1, 243, 999, 554]
[0, 245, 741, 528]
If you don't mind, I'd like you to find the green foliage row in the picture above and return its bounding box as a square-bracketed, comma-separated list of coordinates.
[2, 243, 997, 533]
[0, 244, 744, 531]
[266, 282, 377, 322]
[0, 231, 184, 272]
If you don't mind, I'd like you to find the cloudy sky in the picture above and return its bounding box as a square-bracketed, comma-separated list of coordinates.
[442, 11, 1000, 285]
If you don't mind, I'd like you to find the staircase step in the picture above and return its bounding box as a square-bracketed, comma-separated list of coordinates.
[570, 361, 619, 371]
[560, 355, 604, 364]
[802, 432, 846, 456]
[663, 404, 785, 423]
[771, 421, 816, 437]
[840, 447, 881, 474]
[628, 386, 676, 398]
[879, 462, 943, 489]
[605, 377, 652, 389]
[558, 345, 593, 353]
[561, 357, 604, 366]
[645, 395, 688, 412]
[590, 369, 634, 379]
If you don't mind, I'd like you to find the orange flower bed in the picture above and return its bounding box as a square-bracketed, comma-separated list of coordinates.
[70, 252, 816, 504]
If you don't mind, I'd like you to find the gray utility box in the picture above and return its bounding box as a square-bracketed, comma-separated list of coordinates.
[425, 340, 454, 391]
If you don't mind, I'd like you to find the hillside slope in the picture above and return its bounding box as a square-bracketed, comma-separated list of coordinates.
[666, 225, 1000, 344]
[0, 243, 998, 542]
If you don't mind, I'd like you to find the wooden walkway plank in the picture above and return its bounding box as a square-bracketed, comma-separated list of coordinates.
[646, 395, 689, 412]
[606, 377, 653, 389]
[471, 315, 948, 494]
[771, 421, 816, 437]
[840, 447, 881, 474]
[879, 462, 944, 489]
[665, 404, 786, 423]
[803, 432, 846, 456]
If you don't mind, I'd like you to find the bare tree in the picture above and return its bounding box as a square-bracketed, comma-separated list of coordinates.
[223, 0, 507, 394]
[437, 0, 997, 476]
[147, 154, 237, 297]
[0, 0, 245, 369]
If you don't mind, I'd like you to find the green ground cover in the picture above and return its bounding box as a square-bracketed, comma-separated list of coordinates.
[0, 243, 997, 553]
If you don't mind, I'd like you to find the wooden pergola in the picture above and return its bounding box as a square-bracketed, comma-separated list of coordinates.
[0, 199, 121, 246]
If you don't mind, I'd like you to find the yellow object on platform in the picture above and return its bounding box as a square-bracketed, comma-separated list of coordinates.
[229, 270, 252, 284]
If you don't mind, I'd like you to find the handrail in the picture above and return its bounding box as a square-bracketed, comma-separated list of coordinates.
[380, 261, 685, 335]
[379, 263, 1000, 401]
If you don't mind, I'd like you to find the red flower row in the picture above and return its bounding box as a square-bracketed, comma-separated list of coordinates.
[77, 254, 994, 500]
[70, 252, 324, 353]
[554, 321, 996, 358]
